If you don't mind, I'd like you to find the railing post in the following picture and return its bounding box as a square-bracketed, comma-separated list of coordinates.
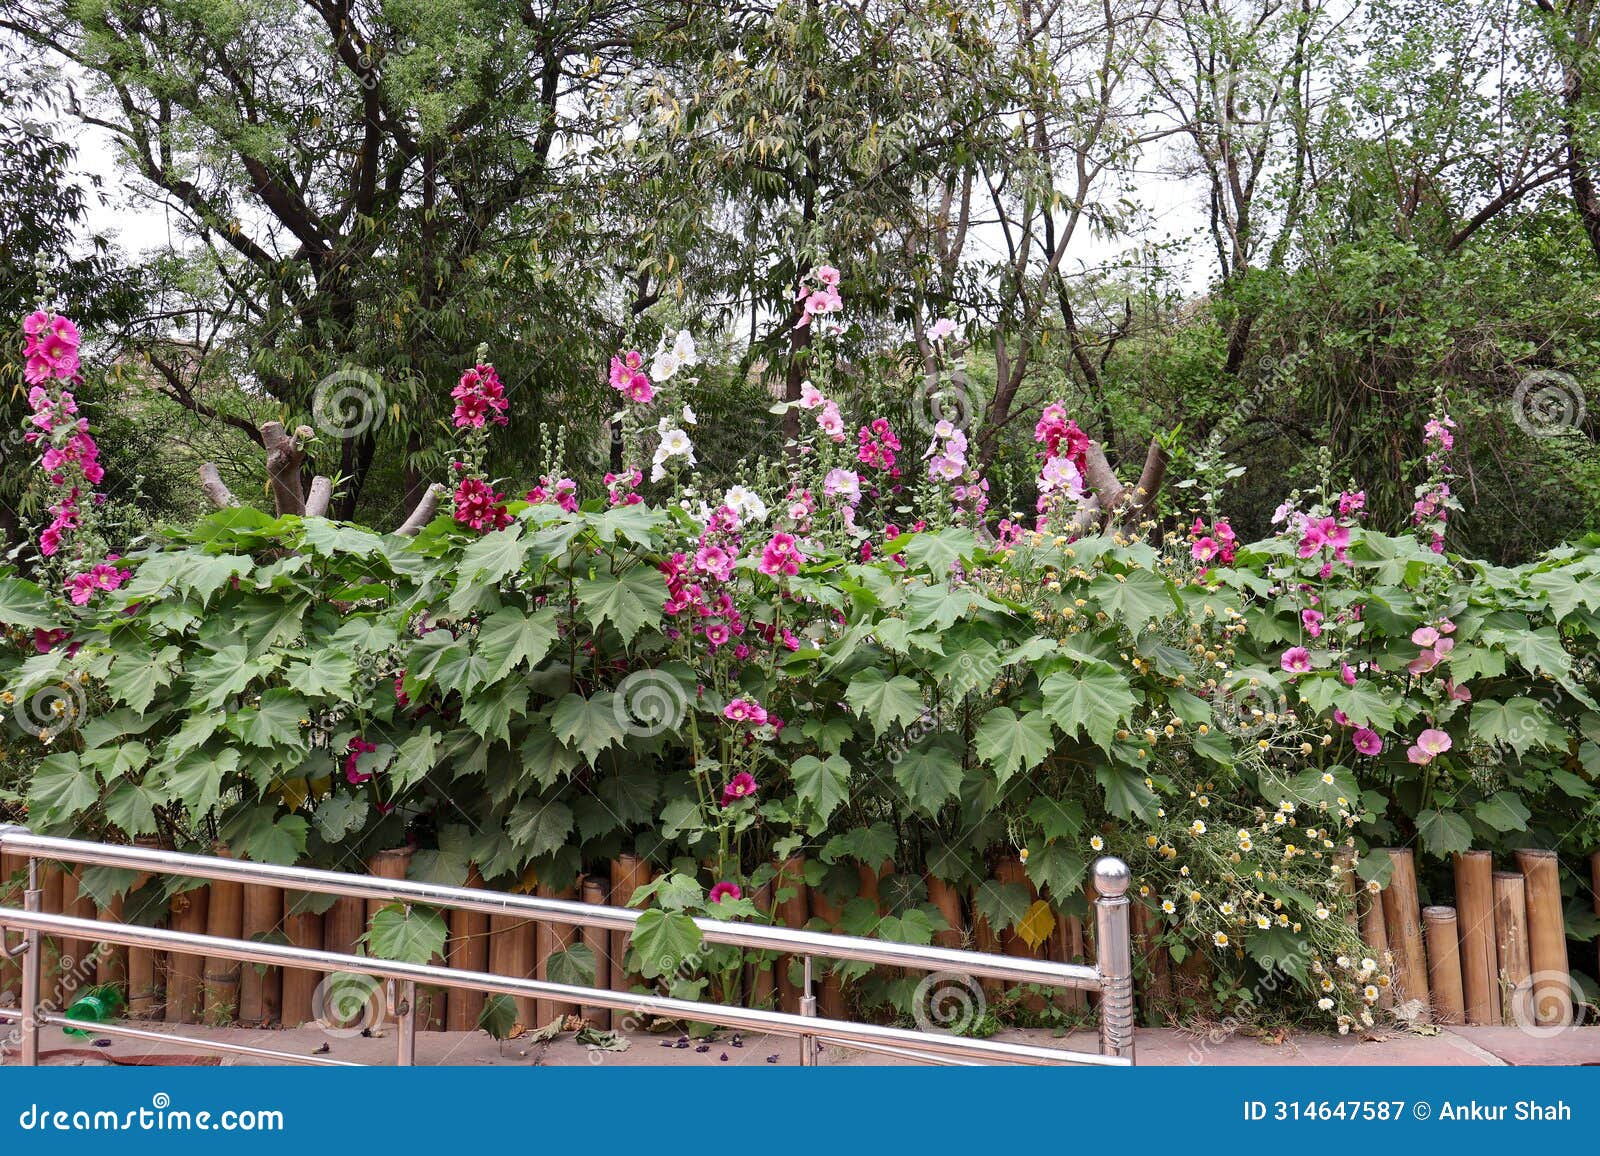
[19, 857, 42, 1067]
[798, 955, 817, 1067]
[1092, 856, 1135, 1063]
[394, 979, 416, 1067]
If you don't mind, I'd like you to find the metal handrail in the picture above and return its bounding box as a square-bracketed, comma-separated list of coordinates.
[0, 825, 1136, 1067]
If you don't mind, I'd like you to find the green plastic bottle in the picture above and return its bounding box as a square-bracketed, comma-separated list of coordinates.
[62, 985, 125, 1038]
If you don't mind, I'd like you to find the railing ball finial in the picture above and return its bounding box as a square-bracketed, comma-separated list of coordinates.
[1091, 856, 1131, 898]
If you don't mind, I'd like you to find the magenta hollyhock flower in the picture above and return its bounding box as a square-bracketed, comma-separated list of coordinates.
[624, 372, 654, 404]
[1301, 609, 1324, 637]
[722, 700, 769, 726]
[759, 532, 804, 577]
[708, 881, 743, 904]
[720, 772, 758, 807]
[345, 737, 379, 784]
[1352, 728, 1383, 757]
[1280, 646, 1313, 674]
[1406, 728, 1452, 765]
[453, 476, 511, 531]
[1341, 662, 1358, 687]
[450, 363, 509, 428]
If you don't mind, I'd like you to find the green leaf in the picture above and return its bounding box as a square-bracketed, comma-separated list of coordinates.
[365, 903, 448, 964]
[575, 568, 667, 645]
[1040, 662, 1137, 748]
[221, 805, 310, 865]
[893, 736, 964, 813]
[844, 668, 925, 736]
[105, 646, 182, 713]
[191, 645, 275, 709]
[1096, 764, 1159, 821]
[1504, 627, 1571, 680]
[0, 577, 58, 629]
[974, 708, 1054, 783]
[1475, 791, 1532, 833]
[476, 606, 559, 681]
[479, 994, 520, 1039]
[1416, 809, 1474, 857]
[630, 909, 704, 979]
[159, 749, 240, 815]
[550, 693, 625, 764]
[283, 651, 360, 698]
[790, 754, 851, 830]
[226, 688, 309, 748]
[1090, 569, 1178, 626]
[506, 797, 574, 859]
[27, 752, 97, 823]
[545, 943, 597, 987]
[456, 523, 528, 585]
[903, 528, 980, 574]
[1468, 699, 1567, 756]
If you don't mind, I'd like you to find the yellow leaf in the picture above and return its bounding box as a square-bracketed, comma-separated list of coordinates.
[1017, 899, 1056, 951]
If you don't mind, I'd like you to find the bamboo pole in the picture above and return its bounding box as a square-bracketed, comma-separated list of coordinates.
[321, 894, 367, 1030]
[579, 876, 612, 1028]
[774, 856, 809, 1013]
[1379, 848, 1430, 1019]
[202, 845, 244, 1025]
[164, 883, 210, 1025]
[806, 884, 847, 1019]
[1492, 870, 1532, 1024]
[364, 848, 414, 1027]
[1515, 849, 1570, 1028]
[281, 892, 324, 1027]
[445, 866, 490, 1032]
[94, 891, 128, 992]
[1423, 906, 1465, 1025]
[1452, 851, 1499, 1025]
[1356, 889, 1392, 1009]
[995, 855, 1047, 1012]
[608, 854, 651, 998]
[125, 837, 166, 1019]
[744, 881, 775, 1010]
[59, 867, 97, 1004]
[1130, 902, 1173, 1021]
[534, 879, 579, 1028]
[1049, 913, 1088, 1013]
[925, 875, 967, 949]
[488, 912, 536, 1029]
[239, 881, 283, 1025]
[0, 851, 18, 1000]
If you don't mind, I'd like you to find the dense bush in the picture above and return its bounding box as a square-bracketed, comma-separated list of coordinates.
[5, 308, 1600, 1032]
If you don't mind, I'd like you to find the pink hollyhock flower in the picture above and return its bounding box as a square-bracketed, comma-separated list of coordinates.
[1445, 680, 1471, 702]
[824, 467, 862, 505]
[928, 317, 957, 341]
[759, 532, 804, 577]
[453, 477, 511, 531]
[451, 363, 510, 428]
[32, 627, 71, 653]
[345, 737, 379, 784]
[1406, 728, 1452, 765]
[817, 402, 846, 441]
[815, 265, 841, 288]
[1338, 490, 1366, 517]
[703, 622, 732, 648]
[1411, 626, 1440, 647]
[1280, 646, 1313, 674]
[796, 381, 826, 409]
[1341, 662, 1358, 687]
[722, 700, 769, 726]
[1301, 609, 1324, 637]
[694, 544, 735, 581]
[708, 881, 743, 903]
[1352, 728, 1383, 756]
[720, 772, 759, 807]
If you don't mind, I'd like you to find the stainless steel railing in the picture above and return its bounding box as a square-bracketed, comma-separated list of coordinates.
[0, 825, 1136, 1067]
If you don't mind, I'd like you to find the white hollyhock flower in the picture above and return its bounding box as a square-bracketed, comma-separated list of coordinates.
[673, 329, 698, 366]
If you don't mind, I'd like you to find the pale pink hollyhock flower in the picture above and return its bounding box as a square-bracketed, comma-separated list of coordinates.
[1280, 646, 1313, 674]
[1445, 680, 1471, 702]
[797, 381, 826, 409]
[1411, 626, 1440, 647]
[1406, 728, 1452, 765]
[928, 317, 957, 341]
[815, 265, 841, 288]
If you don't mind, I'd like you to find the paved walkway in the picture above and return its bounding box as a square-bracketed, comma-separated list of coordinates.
[10, 1020, 1600, 1067]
